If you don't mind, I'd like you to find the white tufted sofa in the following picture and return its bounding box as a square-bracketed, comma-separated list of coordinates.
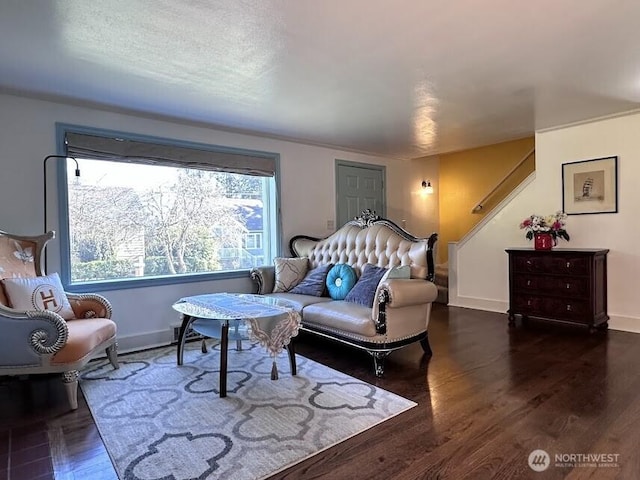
[250, 211, 438, 376]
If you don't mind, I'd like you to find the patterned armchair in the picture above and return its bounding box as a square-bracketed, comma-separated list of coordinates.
[0, 230, 118, 410]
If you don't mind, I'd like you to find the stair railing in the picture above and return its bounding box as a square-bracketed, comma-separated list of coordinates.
[471, 147, 535, 213]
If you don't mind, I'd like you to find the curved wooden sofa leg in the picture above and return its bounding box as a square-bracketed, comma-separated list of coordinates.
[420, 334, 433, 356]
[106, 342, 120, 369]
[62, 370, 80, 410]
[371, 351, 390, 377]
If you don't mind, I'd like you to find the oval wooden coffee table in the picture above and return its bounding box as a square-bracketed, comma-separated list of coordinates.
[173, 293, 301, 397]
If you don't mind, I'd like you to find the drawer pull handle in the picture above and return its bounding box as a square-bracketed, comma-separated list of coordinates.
[527, 300, 532, 306]
[566, 283, 570, 289]
[527, 280, 531, 286]
[527, 260, 532, 266]
[566, 304, 572, 311]
[566, 261, 571, 268]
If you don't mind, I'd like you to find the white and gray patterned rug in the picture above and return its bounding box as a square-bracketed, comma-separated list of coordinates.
[80, 341, 416, 480]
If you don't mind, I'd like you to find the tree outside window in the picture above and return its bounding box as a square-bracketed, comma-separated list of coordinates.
[66, 158, 272, 283]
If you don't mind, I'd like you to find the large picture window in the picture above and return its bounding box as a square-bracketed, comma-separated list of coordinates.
[58, 126, 280, 289]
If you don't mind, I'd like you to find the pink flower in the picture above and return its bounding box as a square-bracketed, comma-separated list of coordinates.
[519, 211, 570, 243]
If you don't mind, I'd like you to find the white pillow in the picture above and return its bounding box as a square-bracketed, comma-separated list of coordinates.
[2, 272, 75, 319]
[273, 257, 309, 293]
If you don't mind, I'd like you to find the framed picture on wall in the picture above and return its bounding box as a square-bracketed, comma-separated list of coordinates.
[562, 156, 618, 215]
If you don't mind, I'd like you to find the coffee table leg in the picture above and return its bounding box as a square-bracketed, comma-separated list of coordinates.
[219, 322, 229, 398]
[177, 314, 195, 366]
[287, 340, 297, 376]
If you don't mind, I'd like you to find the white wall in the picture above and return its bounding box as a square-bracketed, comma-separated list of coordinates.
[0, 93, 410, 350]
[450, 111, 640, 332]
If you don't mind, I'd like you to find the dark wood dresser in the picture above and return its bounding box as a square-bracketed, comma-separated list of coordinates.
[506, 248, 609, 331]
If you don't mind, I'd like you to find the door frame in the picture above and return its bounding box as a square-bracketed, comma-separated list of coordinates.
[335, 159, 387, 225]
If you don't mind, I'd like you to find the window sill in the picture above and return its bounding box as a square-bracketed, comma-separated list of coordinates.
[64, 270, 251, 293]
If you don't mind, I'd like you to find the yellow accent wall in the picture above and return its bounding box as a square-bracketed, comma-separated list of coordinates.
[437, 137, 535, 263]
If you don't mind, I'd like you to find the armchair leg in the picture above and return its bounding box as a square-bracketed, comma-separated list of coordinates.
[62, 370, 79, 410]
[106, 342, 120, 369]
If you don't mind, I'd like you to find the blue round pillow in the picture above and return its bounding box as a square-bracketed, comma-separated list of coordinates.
[326, 264, 357, 300]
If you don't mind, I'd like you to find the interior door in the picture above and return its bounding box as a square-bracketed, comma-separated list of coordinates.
[335, 161, 385, 228]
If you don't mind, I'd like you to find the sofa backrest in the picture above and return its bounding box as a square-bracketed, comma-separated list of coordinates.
[289, 212, 437, 280]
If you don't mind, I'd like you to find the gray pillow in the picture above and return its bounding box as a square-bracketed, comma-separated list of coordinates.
[289, 264, 333, 296]
[344, 264, 388, 307]
[385, 265, 411, 280]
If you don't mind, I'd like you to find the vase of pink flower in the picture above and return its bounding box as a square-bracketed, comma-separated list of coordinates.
[519, 211, 570, 250]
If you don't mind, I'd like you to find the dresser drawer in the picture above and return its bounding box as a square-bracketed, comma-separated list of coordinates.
[512, 294, 591, 323]
[512, 294, 544, 314]
[513, 274, 590, 297]
[542, 297, 591, 322]
[512, 254, 590, 276]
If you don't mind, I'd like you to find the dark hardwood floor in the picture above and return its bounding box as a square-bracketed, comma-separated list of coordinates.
[2, 304, 639, 479]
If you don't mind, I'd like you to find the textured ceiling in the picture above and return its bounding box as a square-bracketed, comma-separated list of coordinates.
[1, 1, 639, 159]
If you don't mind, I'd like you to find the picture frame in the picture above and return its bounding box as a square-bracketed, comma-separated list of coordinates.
[562, 156, 618, 215]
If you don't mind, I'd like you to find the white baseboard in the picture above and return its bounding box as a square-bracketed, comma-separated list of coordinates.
[608, 314, 640, 333]
[448, 298, 640, 334]
[116, 329, 174, 354]
[448, 296, 508, 314]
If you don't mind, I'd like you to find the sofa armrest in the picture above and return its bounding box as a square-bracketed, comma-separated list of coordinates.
[373, 279, 438, 334]
[250, 266, 275, 294]
[379, 279, 438, 307]
[67, 293, 113, 319]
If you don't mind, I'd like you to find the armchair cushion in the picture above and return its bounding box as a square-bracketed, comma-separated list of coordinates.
[51, 318, 117, 365]
[2, 272, 75, 319]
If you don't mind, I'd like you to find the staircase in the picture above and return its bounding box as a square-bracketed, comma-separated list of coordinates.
[436, 148, 536, 305]
[434, 262, 449, 304]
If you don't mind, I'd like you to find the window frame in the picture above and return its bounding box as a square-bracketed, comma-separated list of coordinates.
[55, 123, 282, 293]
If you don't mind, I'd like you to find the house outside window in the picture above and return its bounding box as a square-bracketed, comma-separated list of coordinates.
[57, 126, 280, 290]
[243, 233, 262, 250]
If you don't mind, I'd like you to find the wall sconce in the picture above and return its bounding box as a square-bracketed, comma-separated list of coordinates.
[421, 180, 434, 195]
